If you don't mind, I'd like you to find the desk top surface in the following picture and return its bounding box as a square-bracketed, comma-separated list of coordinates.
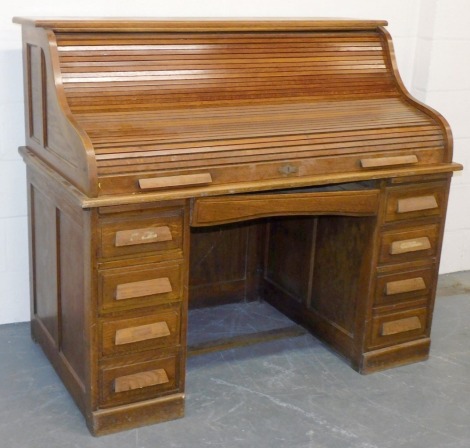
[13, 17, 388, 32]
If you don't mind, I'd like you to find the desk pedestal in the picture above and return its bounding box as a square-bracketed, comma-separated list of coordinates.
[26, 161, 450, 434]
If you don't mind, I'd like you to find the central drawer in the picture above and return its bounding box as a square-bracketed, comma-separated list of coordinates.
[191, 189, 380, 226]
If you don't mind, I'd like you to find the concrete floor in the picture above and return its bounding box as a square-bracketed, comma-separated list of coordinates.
[1, 272, 470, 448]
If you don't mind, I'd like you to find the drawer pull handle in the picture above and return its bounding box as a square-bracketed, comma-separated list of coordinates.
[390, 237, 431, 255]
[360, 155, 418, 169]
[115, 226, 172, 247]
[381, 316, 422, 336]
[139, 173, 212, 190]
[115, 321, 171, 345]
[385, 277, 426, 296]
[116, 277, 172, 301]
[397, 195, 438, 214]
[114, 368, 169, 393]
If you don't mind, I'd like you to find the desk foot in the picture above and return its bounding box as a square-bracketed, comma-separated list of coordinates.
[359, 338, 430, 374]
[88, 393, 185, 436]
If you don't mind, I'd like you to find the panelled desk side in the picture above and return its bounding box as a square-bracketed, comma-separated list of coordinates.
[14, 18, 462, 435]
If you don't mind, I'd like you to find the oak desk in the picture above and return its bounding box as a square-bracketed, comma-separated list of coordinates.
[13, 18, 462, 435]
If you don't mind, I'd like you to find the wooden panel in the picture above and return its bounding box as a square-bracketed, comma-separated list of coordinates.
[101, 308, 180, 357]
[115, 225, 172, 247]
[370, 308, 428, 349]
[28, 173, 90, 416]
[115, 322, 170, 345]
[375, 266, 435, 307]
[99, 209, 183, 259]
[385, 182, 446, 222]
[265, 217, 316, 302]
[58, 209, 86, 385]
[309, 216, 375, 334]
[189, 222, 250, 307]
[192, 190, 379, 226]
[261, 277, 355, 361]
[99, 262, 182, 313]
[22, 26, 97, 196]
[379, 223, 439, 264]
[27, 44, 46, 145]
[100, 353, 179, 407]
[114, 368, 169, 393]
[31, 186, 59, 345]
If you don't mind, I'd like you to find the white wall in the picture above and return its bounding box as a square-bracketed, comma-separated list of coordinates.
[410, 0, 470, 273]
[0, 0, 468, 324]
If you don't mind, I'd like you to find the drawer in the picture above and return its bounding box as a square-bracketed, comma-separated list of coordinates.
[192, 189, 379, 227]
[374, 266, 435, 307]
[101, 308, 180, 357]
[99, 211, 183, 259]
[98, 262, 183, 313]
[369, 307, 428, 349]
[384, 182, 447, 222]
[379, 224, 440, 264]
[100, 352, 180, 407]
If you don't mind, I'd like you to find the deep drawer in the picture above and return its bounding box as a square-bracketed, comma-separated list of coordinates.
[369, 307, 428, 349]
[98, 262, 183, 314]
[100, 307, 180, 357]
[384, 182, 447, 222]
[374, 266, 435, 307]
[99, 352, 180, 407]
[379, 224, 440, 264]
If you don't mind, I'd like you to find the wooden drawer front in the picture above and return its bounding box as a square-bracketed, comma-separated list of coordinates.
[192, 190, 379, 227]
[101, 309, 180, 357]
[100, 212, 183, 259]
[379, 224, 440, 264]
[375, 266, 435, 307]
[99, 263, 183, 313]
[100, 354, 179, 407]
[370, 308, 428, 349]
[385, 183, 446, 222]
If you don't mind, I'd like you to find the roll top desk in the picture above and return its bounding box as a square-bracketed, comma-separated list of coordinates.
[13, 17, 462, 435]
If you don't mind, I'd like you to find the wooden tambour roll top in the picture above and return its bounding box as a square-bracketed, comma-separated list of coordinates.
[14, 18, 458, 200]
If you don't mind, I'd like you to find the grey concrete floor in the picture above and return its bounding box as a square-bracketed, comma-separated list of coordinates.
[1, 272, 470, 448]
